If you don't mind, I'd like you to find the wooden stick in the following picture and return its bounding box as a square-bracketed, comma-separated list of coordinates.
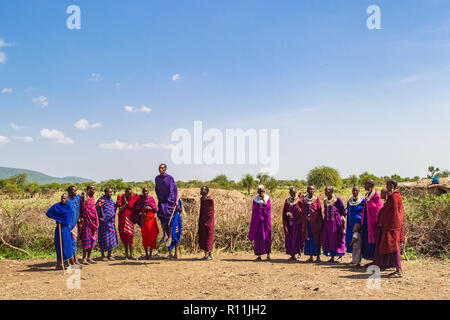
[0, 235, 31, 256]
[168, 197, 180, 226]
[58, 223, 65, 273]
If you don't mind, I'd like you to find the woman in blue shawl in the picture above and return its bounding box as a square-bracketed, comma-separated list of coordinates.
[346, 187, 365, 253]
[46, 194, 75, 269]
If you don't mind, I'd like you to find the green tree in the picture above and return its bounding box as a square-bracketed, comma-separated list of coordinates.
[427, 166, 440, 177]
[256, 173, 270, 185]
[358, 172, 379, 185]
[437, 170, 449, 178]
[266, 177, 278, 192]
[9, 173, 28, 185]
[241, 174, 256, 195]
[210, 174, 231, 189]
[307, 166, 342, 189]
[23, 182, 41, 197]
[344, 174, 359, 187]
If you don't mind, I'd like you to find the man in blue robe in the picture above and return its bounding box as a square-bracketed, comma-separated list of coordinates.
[46, 194, 75, 270]
[67, 186, 81, 264]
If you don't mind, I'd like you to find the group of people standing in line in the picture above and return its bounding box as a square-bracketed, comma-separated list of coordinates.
[254, 178, 404, 278]
[45, 163, 217, 269]
[45, 165, 404, 278]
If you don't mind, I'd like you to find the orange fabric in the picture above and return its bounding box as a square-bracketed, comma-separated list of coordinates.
[141, 210, 159, 250]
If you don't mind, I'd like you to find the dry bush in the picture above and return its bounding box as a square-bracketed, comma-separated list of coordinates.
[177, 189, 287, 253]
[403, 194, 450, 257]
[0, 198, 55, 253]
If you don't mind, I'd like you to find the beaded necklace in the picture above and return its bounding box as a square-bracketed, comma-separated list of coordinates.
[303, 194, 318, 205]
[287, 196, 299, 206]
[324, 194, 337, 207]
[365, 190, 375, 202]
[348, 193, 364, 206]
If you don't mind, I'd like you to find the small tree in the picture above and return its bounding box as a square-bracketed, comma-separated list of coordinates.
[266, 177, 278, 193]
[345, 174, 359, 187]
[427, 166, 440, 177]
[437, 170, 449, 178]
[358, 172, 379, 185]
[307, 166, 342, 189]
[256, 173, 270, 185]
[9, 174, 28, 186]
[210, 174, 230, 189]
[241, 174, 256, 195]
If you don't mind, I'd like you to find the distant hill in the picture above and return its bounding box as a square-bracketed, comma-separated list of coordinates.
[0, 167, 94, 185]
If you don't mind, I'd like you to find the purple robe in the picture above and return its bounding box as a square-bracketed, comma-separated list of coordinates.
[249, 195, 271, 255]
[155, 173, 178, 221]
[322, 196, 346, 257]
[282, 198, 302, 255]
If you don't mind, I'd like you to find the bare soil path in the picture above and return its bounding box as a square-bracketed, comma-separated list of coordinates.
[1, 253, 448, 300]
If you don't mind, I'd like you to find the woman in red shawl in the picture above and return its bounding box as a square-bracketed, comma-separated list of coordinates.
[282, 187, 303, 261]
[374, 179, 404, 278]
[116, 187, 139, 260]
[134, 187, 159, 259]
[198, 186, 215, 260]
[299, 185, 323, 263]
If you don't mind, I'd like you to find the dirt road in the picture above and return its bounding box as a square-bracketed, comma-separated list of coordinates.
[1, 253, 448, 300]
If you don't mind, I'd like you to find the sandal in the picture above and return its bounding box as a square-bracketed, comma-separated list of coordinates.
[389, 272, 403, 278]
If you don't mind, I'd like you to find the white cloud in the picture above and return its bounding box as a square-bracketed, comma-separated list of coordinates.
[140, 106, 152, 113]
[0, 136, 11, 144]
[1, 88, 12, 93]
[124, 105, 135, 112]
[89, 73, 103, 82]
[124, 105, 152, 113]
[202, 72, 209, 77]
[0, 38, 14, 64]
[0, 39, 15, 48]
[159, 143, 176, 150]
[12, 136, 33, 143]
[10, 123, 28, 130]
[172, 73, 182, 81]
[99, 140, 175, 151]
[116, 82, 121, 87]
[74, 118, 102, 130]
[32, 96, 49, 108]
[98, 140, 141, 150]
[40, 128, 75, 144]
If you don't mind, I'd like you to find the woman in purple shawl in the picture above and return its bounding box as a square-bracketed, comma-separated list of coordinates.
[249, 185, 272, 261]
[322, 186, 346, 263]
[46, 194, 75, 269]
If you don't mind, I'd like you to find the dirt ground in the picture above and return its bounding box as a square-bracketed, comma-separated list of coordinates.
[0, 252, 448, 300]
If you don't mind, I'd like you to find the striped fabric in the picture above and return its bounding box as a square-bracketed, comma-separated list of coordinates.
[124, 215, 134, 236]
[97, 196, 119, 252]
[81, 223, 97, 249]
[81, 196, 98, 250]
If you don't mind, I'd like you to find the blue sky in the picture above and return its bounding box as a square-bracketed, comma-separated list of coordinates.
[1, 0, 449, 182]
